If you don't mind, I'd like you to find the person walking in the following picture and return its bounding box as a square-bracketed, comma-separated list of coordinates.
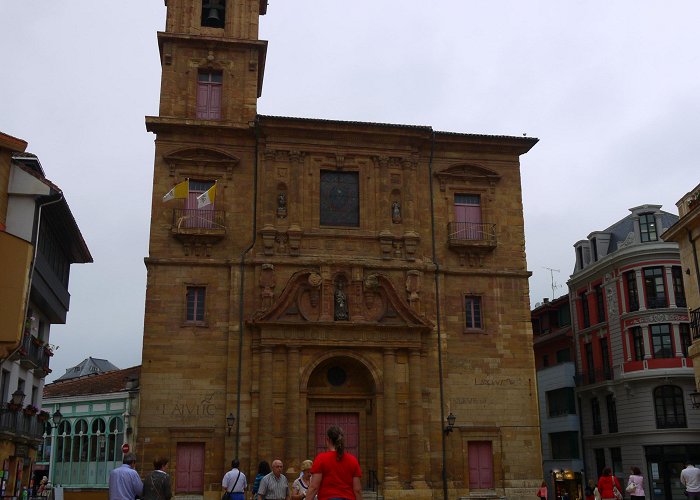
[681, 461, 700, 499]
[536, 480, 547, 500]
[222, 459, 247, 500]
[306, 425, 362, 500]
[584, 479, 595, 500]
[257, 459, 290, 500]
[291, 460, 313, 500]
[596, 467, 622, 500]
[626, 466, 644, 500]
[142, 457, 172, 500]
[109, 453, 143, 500]
[253, 461, 272, 499]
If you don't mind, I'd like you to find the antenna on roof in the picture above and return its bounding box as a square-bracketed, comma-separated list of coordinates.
[543, 266, 561, 299]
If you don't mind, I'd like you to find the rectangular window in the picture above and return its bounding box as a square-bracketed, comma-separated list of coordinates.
[182, 180, 217, 229]
[672, 266, 687, 307]
[680, 324, 691, 358]
[558, 304, 571, 326]
[640, 213, 658, 242]
[631, 326, 645, 361]
[546, 388, 576, 417]
[594, 449, 606, 478]
[453, 194, 483, 240]
[550, 431, 580, 460]
[610, 447, 623, 475]
[581, 292, 590, 328]
[468, 441, 493, 489]
[644, 267, 667, 309]
[606, 394, 618, 433]
[320, 171, 359, 227]
[0, 370, 9, 403]
[196, 71, 223, 120]
[595, 285, 606, 323]
[591, 238, 598, 262]
[651, 324, 673, 358]
[600, 338, 612, 380]
[464, 295, 483, 330]
[654, 385, 687, 428]
[626, 271, 639, 312]
[186, 286, 206, 323]
[585, 342, 595, 384]
[591, 398, 602, 435]
[556, 348, 571, 364]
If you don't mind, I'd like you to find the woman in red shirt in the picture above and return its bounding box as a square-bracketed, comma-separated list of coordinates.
[306, 426, 362, 500]
[597, 467, 622, 500]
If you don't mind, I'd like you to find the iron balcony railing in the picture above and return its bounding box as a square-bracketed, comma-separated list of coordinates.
[691, 307, 700, 340]
[646, 296, 668, 309]
[574, 367, 614, 387]
[172, 208, 225, 231]
[447, 222, 496, 245]
[0, 404, 44, 441]
[11, 334, 51, 374]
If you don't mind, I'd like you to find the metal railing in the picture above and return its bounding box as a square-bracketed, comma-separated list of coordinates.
[12, 334, 51, 374]
[691, 307, 700, 340]
[447, 222, 496, 244]
[0, 404, 45, 440]
[646, 296, 668, 309]
[172, 208, 225, 231]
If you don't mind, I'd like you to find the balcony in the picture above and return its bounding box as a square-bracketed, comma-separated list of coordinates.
[171, 209, 226, 249]
[574, 368, 613, 387]
[10, 334, 51, 374]
[691, 307, 700, 340]
[646, 296, 668, 309]
[0, 404, 45, 442]
[447, 222, 496, 250]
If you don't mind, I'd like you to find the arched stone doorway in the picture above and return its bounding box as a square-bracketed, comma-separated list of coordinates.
[303, 353, 378, 486]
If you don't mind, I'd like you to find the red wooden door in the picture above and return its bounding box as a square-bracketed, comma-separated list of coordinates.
[454, 194, 482, 240]
[315, 413, 359, 458]
[468, 441, 493, 489]
[176, 442, 205, 493]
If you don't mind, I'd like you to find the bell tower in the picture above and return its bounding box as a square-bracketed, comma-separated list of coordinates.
[148, 0, 267, 128]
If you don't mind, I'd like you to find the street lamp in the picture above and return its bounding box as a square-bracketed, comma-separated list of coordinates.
[690, 391, 700, 409]
[226, 413, 236, 436]
[443, 412, 456, 435]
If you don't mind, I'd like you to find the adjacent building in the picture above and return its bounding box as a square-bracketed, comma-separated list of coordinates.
[532, 295, 584, 499]
[138, 1, 543, 498]
[37, 363, 140, 493]
[662, 183, 700, 405]
[0, 132, 92, 497]
[569, 204, 699, 499]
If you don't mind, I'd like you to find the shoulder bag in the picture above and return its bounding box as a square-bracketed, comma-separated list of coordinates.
[222, 472, 241, 500]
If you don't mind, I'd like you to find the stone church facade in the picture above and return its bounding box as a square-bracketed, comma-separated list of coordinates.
[138, 1, 542, 498]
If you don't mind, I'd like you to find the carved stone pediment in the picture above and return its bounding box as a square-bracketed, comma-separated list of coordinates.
[434, 163, 501, 191]
[250, 270, 431, 330]
[163, 147, 240, 178]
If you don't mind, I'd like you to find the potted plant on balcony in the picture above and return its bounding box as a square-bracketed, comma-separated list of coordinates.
[23, 404, 39, 416]
[37, 410, 50, 422]
[32, 336, 44, 347]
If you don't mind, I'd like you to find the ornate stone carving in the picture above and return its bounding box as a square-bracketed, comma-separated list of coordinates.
[617, 232, 635, 249]
[260, 225, 276, 256]
[406, 270, 421, 312]
[334, 279, 349, 321]
[392, 201, 401, 224]
[260, 264, 276, 310]
[277, 192, 287, 219]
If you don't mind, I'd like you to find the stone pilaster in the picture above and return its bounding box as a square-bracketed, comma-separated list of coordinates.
[286, 346, 300, 466]
[258, 346, 273, 458]
[383, 348, 399, 488]
[409, 349, 427, 488]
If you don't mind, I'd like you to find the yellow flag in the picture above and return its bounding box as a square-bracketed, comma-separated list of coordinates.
[163, 179, 189, 202]
[196, 183, 216, 208]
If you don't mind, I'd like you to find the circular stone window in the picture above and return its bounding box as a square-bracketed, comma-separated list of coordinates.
[327, 366, 347, 386]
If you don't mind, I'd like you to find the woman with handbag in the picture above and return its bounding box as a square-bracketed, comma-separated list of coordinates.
[536, 480, 548, 500]
[597, 467, 623, 500]
[142, 457, 173, 500]
[626, 466, 645, 499]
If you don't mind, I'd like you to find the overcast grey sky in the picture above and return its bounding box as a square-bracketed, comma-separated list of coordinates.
[1, 1, 698, 382]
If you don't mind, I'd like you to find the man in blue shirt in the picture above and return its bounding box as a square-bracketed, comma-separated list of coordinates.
[109, 453, 143, 500]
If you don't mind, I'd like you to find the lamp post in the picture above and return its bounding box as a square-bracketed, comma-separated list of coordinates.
[47, 409, 63, 486]
[443, 412, 456, 435]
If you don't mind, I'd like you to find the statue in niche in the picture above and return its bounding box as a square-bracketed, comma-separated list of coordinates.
[277, 192, 287, 218]
[334, 281, 349, 321]
[392, 201, 401, 223]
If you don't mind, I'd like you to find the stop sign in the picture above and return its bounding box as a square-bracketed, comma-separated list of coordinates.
[122, 443, 130, 454]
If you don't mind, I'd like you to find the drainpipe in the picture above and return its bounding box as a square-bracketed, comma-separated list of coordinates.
[426, 131, 449, 500]
[234, 118, 260, 459]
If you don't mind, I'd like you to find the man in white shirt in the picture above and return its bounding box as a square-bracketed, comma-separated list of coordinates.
[222, 459, 247, 500]
[681, 461, 700, 498]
